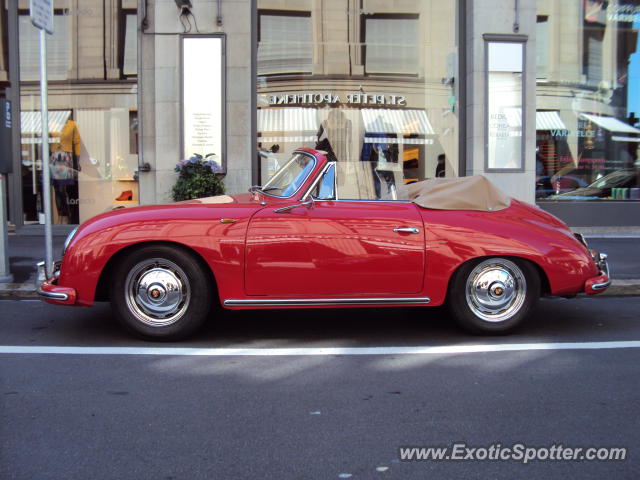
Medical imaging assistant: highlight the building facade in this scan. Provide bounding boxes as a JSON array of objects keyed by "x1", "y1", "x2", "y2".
[{"x1": 1, "y1": 0, "x2": 639, "y2": 227}]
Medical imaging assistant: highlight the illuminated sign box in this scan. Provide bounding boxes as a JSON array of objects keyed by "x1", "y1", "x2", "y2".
[{"x1": 182, "y1": 35, "x2": 226, "y2": 172}]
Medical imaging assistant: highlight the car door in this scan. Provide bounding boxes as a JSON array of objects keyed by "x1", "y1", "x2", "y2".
[{"x1": 245, "y1": 163, "x2": 425, "y2": 297}]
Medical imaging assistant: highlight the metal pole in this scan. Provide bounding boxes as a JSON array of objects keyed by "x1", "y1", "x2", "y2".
[
  {"x1": 0, "y1": 174, "x2": 13, "y2": 283},
  {"x1": 39, "y1": 28, "x2": 53, "y2": 278}
]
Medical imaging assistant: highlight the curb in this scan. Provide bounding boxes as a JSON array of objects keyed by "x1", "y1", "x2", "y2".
[
  {"x1": 2, "y1": 280, "x2": 640, "y2": 301},
  {"x1": 0, "y1": 283, "x2": 39, "y2": 300}
]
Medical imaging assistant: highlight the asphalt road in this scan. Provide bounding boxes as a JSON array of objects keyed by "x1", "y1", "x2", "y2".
[{"x1": 1, "y1": 297, "x2": 639, "y2": 479}]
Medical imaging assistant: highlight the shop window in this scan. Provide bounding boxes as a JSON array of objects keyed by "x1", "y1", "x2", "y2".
[
  {"x1": 258, "y1": 10, "x2": 312, "y2": 76},
  {"x1": 362, "y1": 14, "x2": 419, "y2": 76},
  {"x1": 256, "y1": 0, "x2": 458, "y2": 187},
  {"x1": 485, "y1": 37, "x2": 525, "y2": 171},
  {"x1": 535, "y1": 1, "x2": 640, "y2": 203},
  {"x1": 1, "y1": 6, "x2": 8, "y2": 82},
  {"x1": 18, "y1": 10, "x2": 72, "y2": 81},
  {"x1": 119, "y1": 10, "x2": 137, "y2": 78}
]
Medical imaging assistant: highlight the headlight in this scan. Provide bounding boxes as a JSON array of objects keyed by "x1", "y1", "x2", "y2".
[{"x1": 62, "y1": 226, "x2": 79, "y2": 257}]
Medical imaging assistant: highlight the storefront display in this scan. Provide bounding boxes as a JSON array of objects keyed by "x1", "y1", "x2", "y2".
[
  {"x1": 256, "y1": 0, "x2": 458, "y2": 186},
  {"x1": 17, "y1": 2, "x2": 139, "y2": 225},
  {"x1": 536, "y1": 0, "x2": 640, "y2": 202}
]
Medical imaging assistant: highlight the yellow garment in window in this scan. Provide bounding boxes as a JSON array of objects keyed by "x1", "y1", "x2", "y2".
[{"x1": 52, "y1": 119, "x2": 81, "y2": 155}]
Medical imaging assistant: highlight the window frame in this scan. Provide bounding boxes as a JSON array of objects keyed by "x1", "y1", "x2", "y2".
[
  {"x1": 17, "y1": 8, "x2": 73, "y2": 82},
  {"x1": 118, "y1": 8, "x2": 137, "y2": 79},
  {"x1": 257, "y1": 9, "x2": 313, "y2": 77},
  {"x1": 484, "y1": 34, "x2": 527, "y2": 173},
  {"x1": 360, "y1": 12, "x2": 420, "y2": 78}
]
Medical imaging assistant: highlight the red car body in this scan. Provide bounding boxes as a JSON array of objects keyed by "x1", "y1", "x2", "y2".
[{"x1": 38, "y1": 148, "x2": 610, "y2": 337}]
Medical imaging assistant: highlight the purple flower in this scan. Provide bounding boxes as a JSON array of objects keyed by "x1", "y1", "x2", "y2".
[{"x1": 204, "y1": 160, "x2": 222, "y2": 173}]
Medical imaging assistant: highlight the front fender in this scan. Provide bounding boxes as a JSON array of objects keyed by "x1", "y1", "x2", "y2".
[{"x1": 59, "y1": 203, "x2": 258, "y2": 305}]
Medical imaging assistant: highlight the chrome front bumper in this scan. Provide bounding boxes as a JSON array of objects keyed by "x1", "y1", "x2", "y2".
[
  {"x1": 36, "y1": 261, "x2": 76, "y2": 303},
  {"x1": 575, "y1": 234, "x2": 611, "y2": 293},
  {"x1": 589, "y1": 252, "x2": 611, "y2": 292}
]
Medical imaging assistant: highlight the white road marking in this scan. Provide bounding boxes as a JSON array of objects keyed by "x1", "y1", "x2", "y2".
[{"x1": 1, "y1": 341, "x2": 640, "y2": 356}]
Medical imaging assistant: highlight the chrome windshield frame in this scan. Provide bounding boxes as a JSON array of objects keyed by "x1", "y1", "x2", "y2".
[{"x1": 259, "y1": 151, "x2": 318, "y2": 200}]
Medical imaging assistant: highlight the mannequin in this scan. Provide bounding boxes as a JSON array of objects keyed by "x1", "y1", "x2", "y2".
[{"x1": 51, "y1": 118, "x2": 81, "y2": 224}]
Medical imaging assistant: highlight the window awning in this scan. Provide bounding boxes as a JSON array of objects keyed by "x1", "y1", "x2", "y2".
[
  {"x1": 612, "y1": 136, "x2": 640, "y2": 142},
  {"x1": 536, "y1": 111, "x2": 566, "y2": 130},
  {"x1": 503, "y1": 108, "x2": 522, "y2": 128},
  {"x1": 258, "y1": 107, "x2": 317, "y2": 133},
  {"x1": 257, "y1": 107, "x2": 318, "y2": 144},
  {"x1": 21, "y1": 110, "x2": 72, "y2": 136},
  {"x1": 502, "y1": 109, "x2": 568, "y2": 131},
  {"x1": 362, "y1": 109, "x2": 435, "y2": 136},
  {"x1": 581, "y1": 113, "x2": 640, "y2": 134}
]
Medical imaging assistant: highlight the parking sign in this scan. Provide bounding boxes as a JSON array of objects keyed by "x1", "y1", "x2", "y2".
[{"x1": 30, "y1": 0, "x2": 54, "y2": 34}]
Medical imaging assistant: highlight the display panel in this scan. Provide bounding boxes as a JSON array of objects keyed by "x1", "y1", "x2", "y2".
[{"x1": 182, "y1": 36, "x2": 225, "y2": 171}]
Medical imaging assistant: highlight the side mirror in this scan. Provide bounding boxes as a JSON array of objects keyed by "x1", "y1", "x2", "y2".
[{"x1": 273, "y1": 198, "x2": 314, "y2": 214}]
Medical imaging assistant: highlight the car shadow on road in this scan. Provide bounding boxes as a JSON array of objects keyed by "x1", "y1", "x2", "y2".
[{"x1": 18, "y1": 296, "x2": 637, "y2": 346}]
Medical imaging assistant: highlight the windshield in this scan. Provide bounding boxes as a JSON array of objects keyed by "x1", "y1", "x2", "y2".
[
  {"x1": 262, "y1": 153, "x2": 316, "y2": 197},
  {"x1": 591, "y1": 170, "x2": 635, "y2": 189}
]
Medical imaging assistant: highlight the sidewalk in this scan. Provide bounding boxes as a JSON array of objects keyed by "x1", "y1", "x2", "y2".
[{"x1": 1, "y1": 226, "x2": 640, "y2": 298}]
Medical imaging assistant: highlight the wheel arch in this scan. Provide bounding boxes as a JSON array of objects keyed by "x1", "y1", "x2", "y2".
[{"x1": 94, "y1": 241, "x2": 218, "y2": 303}]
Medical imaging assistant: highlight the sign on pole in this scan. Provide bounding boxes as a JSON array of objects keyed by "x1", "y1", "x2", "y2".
[
  {"x1": 30, "y1": 0, "x2": 54, "y2": 279},
  {"x1": 30, "y1": 0, "x2": 54, "y2": 34}
]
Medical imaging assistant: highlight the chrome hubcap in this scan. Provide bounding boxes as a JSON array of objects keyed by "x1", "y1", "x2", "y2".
[
  {"x1": 465, "y1": 259, "x2": 526, "y2": 322},
  {"x1": 125, "y1": 259, "x2": 190, "y2": 327}
]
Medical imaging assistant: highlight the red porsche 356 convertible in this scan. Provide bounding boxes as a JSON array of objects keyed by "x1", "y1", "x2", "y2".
[{"x1": 37, "y1": 148, "x2": 610, "y2": 340}]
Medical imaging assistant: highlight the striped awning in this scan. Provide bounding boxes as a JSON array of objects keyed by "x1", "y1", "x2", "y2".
[
  {"x1": 612, "y1": 136, "x2": 640, "y2": 142},
  {"x1": 362, "y1": 109, "x2": 435, "y2": 135},
  {"x1": 503, "y1": 109, "x2": 569, "y2": 131},
  {"x1": 21, "y1": 110, "x2": 71, "y2": 136},
  {"x1": 503, "y1": 108, "x2": 522, "y2": 128},
  {"x1": 536, "y1": 111, "x2": 566, "y2": 130},
  {"x1": 258, "y1": 107, "x2": 318, "y2": 133},
  {"x1": 581, "y1": 113, "x2": 640, "y2": 134}
]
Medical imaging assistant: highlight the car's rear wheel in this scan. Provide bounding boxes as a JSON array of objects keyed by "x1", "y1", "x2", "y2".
[
  {"x1": 447, "y1": 257, "x2": 540, "y2": 334},
  {"x1": 110, "y1": 245, "x2": 212, "y2": 340}
]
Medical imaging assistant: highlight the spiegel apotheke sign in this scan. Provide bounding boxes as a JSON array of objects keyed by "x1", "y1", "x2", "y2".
[{"x1": 268, "y1": 93, "x2": 407, "y2": 107}]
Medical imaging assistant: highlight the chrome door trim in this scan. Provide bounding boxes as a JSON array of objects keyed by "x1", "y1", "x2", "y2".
[{"x1": 224, "y1": 297, "x2": 431, "y2": 307}]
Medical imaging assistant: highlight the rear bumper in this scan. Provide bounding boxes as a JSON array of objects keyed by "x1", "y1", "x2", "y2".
[
  {"x1": 36, "y1": 261, "x2": 77, "y2": 305},
  {"x1": 584, "y1": 252, "x2": 611, "y2": 295}
]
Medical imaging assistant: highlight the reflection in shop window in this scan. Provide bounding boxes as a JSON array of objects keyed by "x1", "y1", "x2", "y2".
[
  {"x1": 535, "y1": 1, "x2": 640, "y2": 202},
  {"x1": 258, "y1": 11, "x2": 312, "y2": 75},
  {"x1": 18, "y1": 11, "x2": 71, "y2": 81},
  {"x1": 256, "y1": 0, "x2": 458, "y2": 186},
  {"x1": 1, "y1": 6, "x2": 7, "y2": 82},
  {"x1": 120, "y1": 12, "x2": 138, "y2": 77},
  {"x1": 363, "y1": 14, "x2": 419, "y2": 75},
  {"x1": 486, "y1": 40, "x2": 524, "y2": 171},
  {"x1": 536, "y1": 16, "x2": 549, "y2": 79}
]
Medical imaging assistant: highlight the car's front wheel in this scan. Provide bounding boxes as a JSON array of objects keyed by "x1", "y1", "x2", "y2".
[
  {"x1": 110, "y1": 245, "x2": 212, "y2": 340},
  {"x1": 447, "y1": 257, "x2": 540, "y2": 334}
]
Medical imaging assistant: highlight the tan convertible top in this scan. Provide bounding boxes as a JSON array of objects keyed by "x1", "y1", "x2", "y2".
[{"x1": 398, "y1": 175, "x2": 511, "y2": 211}]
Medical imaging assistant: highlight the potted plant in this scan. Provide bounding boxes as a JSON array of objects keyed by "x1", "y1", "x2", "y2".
[{"x1": 172, "y1": 154, "x2": 225, "y2": 201}]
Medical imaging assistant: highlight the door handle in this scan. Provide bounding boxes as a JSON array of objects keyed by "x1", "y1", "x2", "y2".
[{"x1": 393, "y1": 227, "x2": 420, "y2": 234}]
